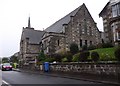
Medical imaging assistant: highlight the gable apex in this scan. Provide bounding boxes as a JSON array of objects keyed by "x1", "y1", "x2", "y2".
[{"x1": 45, "y1": 3, "x2": 85, "y2": 33}]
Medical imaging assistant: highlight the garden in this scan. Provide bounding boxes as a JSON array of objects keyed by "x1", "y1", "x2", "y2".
[{"x1": 37, "y1": 43, "x2": 120, "y2": 64}]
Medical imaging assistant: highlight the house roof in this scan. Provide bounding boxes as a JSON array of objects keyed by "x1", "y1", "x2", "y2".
[
  {"x1": 45, "y1": 4, "x2": 83, "y2": 33},
  {"x1": 99, "y1": 2, "x2": 110, "y2": 17},
  {"x1": 21, "y1": 28, "x2": 45, "y2": 44}
]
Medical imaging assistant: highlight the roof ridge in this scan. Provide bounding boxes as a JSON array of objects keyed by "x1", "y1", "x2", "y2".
[{"x1": 45, "y1": 4, "x2": 83, "y2": 31}]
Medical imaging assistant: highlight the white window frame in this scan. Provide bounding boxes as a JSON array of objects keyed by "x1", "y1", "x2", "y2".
[{"x1": 117, "y1": 32, "x2": 120, "y2": 40}]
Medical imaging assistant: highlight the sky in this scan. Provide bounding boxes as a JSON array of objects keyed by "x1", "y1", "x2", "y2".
[{"x1": 0, "y1": 0, "x2": 109, "y2": 57}]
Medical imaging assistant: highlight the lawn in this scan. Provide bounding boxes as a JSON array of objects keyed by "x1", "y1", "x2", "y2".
[{"x1": 90, "y1": 47, "x2": 117, "y2": 61}]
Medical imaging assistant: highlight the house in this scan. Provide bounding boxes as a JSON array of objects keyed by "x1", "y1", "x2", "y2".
[
  {"x1": 42, "y1": 3, "x2": 102, "y2": 55},
  {"x1": 99, "y1": 0, "x2": 120, "y2": 46},
  {"x1": 19, "y1": 17, "x2": 45, "y2": 69}
]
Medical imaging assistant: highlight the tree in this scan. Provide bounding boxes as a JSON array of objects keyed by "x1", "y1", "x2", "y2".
[
  {"x1": 2, "y1": 57, "x2": 9, "y2": 63},
  {"x1": 10, "y1": 56, "x2": 18, "y2": 63},
  {"x1": 70, "y1": 43, "x2": 79, "y2": 55},
  {"x1": 37, "y1": 50, "x2": 45, "y2": 62}
]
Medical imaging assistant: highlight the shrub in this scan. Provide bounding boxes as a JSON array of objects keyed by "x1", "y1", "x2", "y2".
[
  {"x1": 72, "y1": 53, "x2": 80, "y2": 62},
  {"x1": 65, "y1": 52, "x2": 73, "y2": 62},
  {"x1": 82, "y1": 45, "x2": 88, "y2": 51},
  {"x1": 102, "y1": 42, "x2": 113, "y2": 48},
  {"x1": 70, "y1": 43, "x2": 79, "y2": 55},
  {"x1": 79, "y1": 51, "x2": 90, "y2": 62},
  {"x1": 43, "y1": 57, "x2": 55, "y2": 62},
  {"x1": 62, "y1": 57, "x2": 68, "y2": 62},
  {"x1": 88, "y1": 45, "x2": 96, "y2": 50},
  {"x1": 114, "y1": 47, "x2": 120, "y2": 61},
  {"x1": 37, "y1": 50, "x2": 46, "y2": 61},
  {"x1": 91, "y1": 51, "x2": 99, "y2": 62},
  {"x1": 50, "y1": 54, "x2": 63, "y2": 62}
]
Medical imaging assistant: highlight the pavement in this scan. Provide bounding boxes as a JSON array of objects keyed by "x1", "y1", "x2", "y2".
[{"x1": 12, "y1": 68, "x2": 120, "y2": 85}]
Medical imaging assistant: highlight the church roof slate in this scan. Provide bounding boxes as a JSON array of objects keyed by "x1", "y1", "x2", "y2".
[
  {"x1": 45, "y1": 4, "x2": 83, "y2": 33},
  {"x1": 21, "y1": 28, "x2": 45, "y2": 44}
]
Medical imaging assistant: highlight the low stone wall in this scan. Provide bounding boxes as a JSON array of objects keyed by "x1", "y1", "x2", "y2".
[{"x1": 49, "y1": 62, "x2": 120, "y2": 83}]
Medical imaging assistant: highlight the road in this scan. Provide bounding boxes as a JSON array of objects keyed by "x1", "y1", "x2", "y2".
[{"x1": 2, "y1": 70, "x2": 114, "y2": 86}]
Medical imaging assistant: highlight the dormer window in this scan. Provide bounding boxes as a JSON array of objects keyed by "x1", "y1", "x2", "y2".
[{"x1": 62, "y1": 24, "x2": 67, "y2": 33}]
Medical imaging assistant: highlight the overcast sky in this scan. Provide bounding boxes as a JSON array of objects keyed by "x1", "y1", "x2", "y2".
[{"x1": 0, "y1": 0, "x2": 109, "y2": 57}]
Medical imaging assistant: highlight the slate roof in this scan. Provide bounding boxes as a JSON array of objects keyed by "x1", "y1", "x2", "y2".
[
  {"x1": 21, "y1": 28, "x2": 45, "y2": 44},
  {"x1": 45, "y1": 4, "x2": 83, "y2": 33},
  {"x1": 99, "y1": 2, "x2": 110, "y2": 17}
]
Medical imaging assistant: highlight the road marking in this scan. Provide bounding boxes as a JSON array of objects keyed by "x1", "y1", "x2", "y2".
[{"x1": 2, "y1": 80, "x2": 12, "y2": 86}]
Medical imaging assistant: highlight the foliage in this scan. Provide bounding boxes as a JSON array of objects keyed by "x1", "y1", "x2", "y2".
[
  {"x1": 91, "y1": 51, "x2": 99, "y2": 62},
  {"x1": 82, "y1": 45, "x2": 88, "y2": 51},
  {"x1": 88, "y1": 45, "x2": 96, "y2": 50},
  {"x1": 100, "y1": 53, "x2": 115, "y2": 61},
  {"x1": 62, "y1": 57, "x2": 68, "y2": 62},
  {"x1": 72, "y1": 53, "x2": 80, "y2": 62},
  {"x1": 43, "y1": 57, "x2": 55, "y2": 62},
  {"x1": 65, "y1": 52, "x2": 73, "y2": 62},
  {"x1": 50, "y1": 54, "x2": 63, "y2": 62},
  {"x1": 70, "y1": 43, "x2": 79, "y2": 55},
  {"x1": 2, "y1": 57, "x2": 9, "y2": 63},
  {"x1": 79, "y1": 51, "x2": 90, "y2": 62},
  {"x1": 102, "y1": 42, "x2": 113, "y2": 48},
  {"x1": 114, "y1": 47, "x2": 120, "y2": 61},
  {"x1": 91, "y1": 47, "x2": 116, "y2": 61},
  {"x1": 37, "y1": 50, "x2": 45, "y2": 61},
  {"x1": 10, "y1": 56, "x2": 18, "y2": 63},
  {"x1": 96, "y1": 43, "x2": 103, "y2": 48}
]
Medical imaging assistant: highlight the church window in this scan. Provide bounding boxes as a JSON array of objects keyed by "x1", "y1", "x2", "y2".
[
  {"x1": 82, "y1": 28, "x2": 85, "y2": 34},
  {"x1": 90, "y1": 41, "x2": 92, "y2": 45},
  {"x1": 89, "y1": 26, "x2": 92, "y2": 36},
  {"x1": 57, "y1": 40, "x2": 60, "y2": 46},
  {"x1": 80, "y1": 39, "x2": 82, "y2": 47},
  {"x1": 85, "y1": 40, "x2": 87, "y2": 46}
]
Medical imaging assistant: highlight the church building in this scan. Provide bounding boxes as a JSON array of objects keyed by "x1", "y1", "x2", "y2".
[{"x1": 42, "y1": 3, "x2": 102, "y2": 55}]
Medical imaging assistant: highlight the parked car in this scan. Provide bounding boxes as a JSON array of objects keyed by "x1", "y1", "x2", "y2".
[{"x1": 2, "y1": 63, "x2": 12, "y2": 71}]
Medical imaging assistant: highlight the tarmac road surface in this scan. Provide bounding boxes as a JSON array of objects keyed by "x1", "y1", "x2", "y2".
[{"x1": 2, "y1": 70, "x2": 115, "y2": 86}]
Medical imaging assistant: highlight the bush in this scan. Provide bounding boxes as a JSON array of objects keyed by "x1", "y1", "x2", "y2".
[
  {"x1": 65, "y1": 52, "x2": 73, "y2": 62},
  {"x1": 102, "y1": 42, "x2": 113, "y2": 48},
  {"x1": 62, "y1": 57, "x2": 68, "y2": 62},
  {"x1": 82, "y1": 45, "x2": 88, "y2": 51},
  {"x1": 70, "y1": 43, "x2": 79, "y2": 55},
  {"x1": 72, "y1": 53, "x2": 80, "y2": 62},
  {"x1": 91, "y1": 51, "x2": 99, "y2": 62},
  {"x1": 43, "y1": 57, "x2": 55, "y2": 62},
  {"x1": 50, "y1": 54, "x2": 63, "y2": 62},
  {"x1": 114, "y1": 47, "x2": 120, "y2": 61},
  {"x1": 88, "y1": 45, "x2": 96, "y2": 50},
  {"x1": 37, "y1": 50, "x2": 46, "y2": 61},
  {"x1": 79, "y1": 51, "x2": 90, "y2": 62}
]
